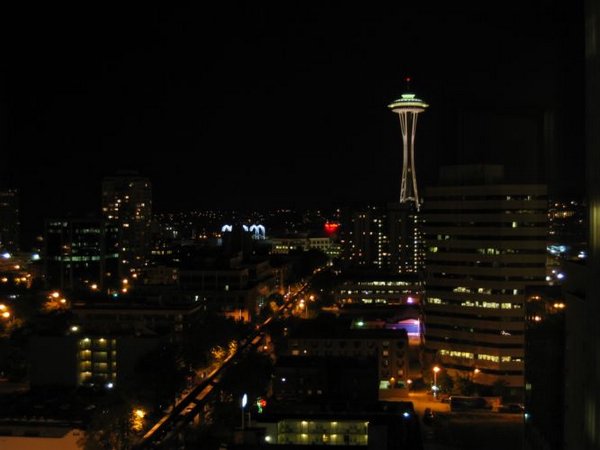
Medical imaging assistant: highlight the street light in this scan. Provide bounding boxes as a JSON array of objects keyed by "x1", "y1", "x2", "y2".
[
  {"x1": 432, "y1": 366, "x2": 440, "y2": 397},
  {"x1": 241, "y1": 393, "x2": 248, "y2": 430}
]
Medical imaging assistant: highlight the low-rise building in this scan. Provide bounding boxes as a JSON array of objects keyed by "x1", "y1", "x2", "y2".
[{"x1": 285, "y1": 319, "x2": 410, "y2": 396}]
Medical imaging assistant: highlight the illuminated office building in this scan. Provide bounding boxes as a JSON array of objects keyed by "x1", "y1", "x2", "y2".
[
  {"x1": 422, "y1": 165, "x2": 548, "y2": 387},
  {"x1": 44, "y1": 218, "x2": 119, "y2": 290}
]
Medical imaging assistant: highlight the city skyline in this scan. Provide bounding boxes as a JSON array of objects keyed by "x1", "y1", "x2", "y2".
[{"x1": 2, "y1": 3, "x2": 584, "y2": 238}]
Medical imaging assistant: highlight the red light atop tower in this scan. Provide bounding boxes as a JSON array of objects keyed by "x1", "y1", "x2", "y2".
[{"x1": 324, "y1": 222, "x2": 340, "y2": 235}]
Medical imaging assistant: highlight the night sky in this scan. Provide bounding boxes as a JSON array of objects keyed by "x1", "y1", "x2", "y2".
[{"x1": 1, "y1": 2, "x2": 584, "y2": 239}]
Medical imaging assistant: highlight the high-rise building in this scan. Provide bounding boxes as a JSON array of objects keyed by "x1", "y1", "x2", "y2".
[
  {"x1": 386, "y1": 202, "x2": 424, "y2": 274},
  {"x1": 345, "y1": 207, "x2": 382, "y2": 268},
  {"x1": 102, "y1": 173, "x2": 152, "y2": 277},
  {"x1": 422, "y1": 165, "x2": 548, "y2": 387},
  {"x1": 0, "y1": 189, "x2": 19, "y2": 252},
  {"x1": 342, "y1": 204, "x2": 423, "y2": 274}
]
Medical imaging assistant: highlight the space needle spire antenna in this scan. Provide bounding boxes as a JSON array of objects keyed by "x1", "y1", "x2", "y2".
[{"x1": 388, "y1": 77, "x2": 428, "y2": 210}]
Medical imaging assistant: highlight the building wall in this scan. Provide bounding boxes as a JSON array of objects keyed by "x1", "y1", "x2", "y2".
[
  {"x1": 423, "y1": 183, "x2": 548, "y2": 387},
  {"x1": 564, "y1": 1, "x2": 600, "y2": 448},
  {"x1": 29, "y1": 336, "x2": 78, "y2": 387}
]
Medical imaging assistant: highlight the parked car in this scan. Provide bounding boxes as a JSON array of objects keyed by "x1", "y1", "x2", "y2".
[{"x1": 498, "y1": 403, "x2": 525, "y2": 413}]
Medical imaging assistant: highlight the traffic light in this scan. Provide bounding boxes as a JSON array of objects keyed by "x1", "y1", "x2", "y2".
[{"x1": 256, "y1": 397, "x2": 267, "y2": 413}]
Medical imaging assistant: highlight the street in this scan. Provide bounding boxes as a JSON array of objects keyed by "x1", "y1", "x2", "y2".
[{"x1": 405, "y1": 392, "x2": 525, "y2": 450}]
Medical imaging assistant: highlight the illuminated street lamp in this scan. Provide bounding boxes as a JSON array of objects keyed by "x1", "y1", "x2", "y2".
[
  {"x1": 241, "y1": 393, "x2": 248, "y2": 429},
  {"x1": 432, "y1": 366, "x2": 441, "y2": 397}
]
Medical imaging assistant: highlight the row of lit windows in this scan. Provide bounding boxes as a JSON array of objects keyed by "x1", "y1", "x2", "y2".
[
  {"x1": 452, "y1": 287, "x2": 522, "y2": 295},
  {"x1": 439, "y1": 349, "x2": 522, "y2": 363},
  {"x1": 460, "y1": 300, "x2": 520, "y2": 309},
  {"x1": 340, "y1": 290, "x2": 414, "y2": 295},
  {"x1": 428, "y1": 297, "x2": 522, "y2": 310}
]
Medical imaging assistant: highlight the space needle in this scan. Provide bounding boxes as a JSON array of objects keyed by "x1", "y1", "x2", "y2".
[{"x1": 388, "y1": 78, "x2": 428, "y2": 210}]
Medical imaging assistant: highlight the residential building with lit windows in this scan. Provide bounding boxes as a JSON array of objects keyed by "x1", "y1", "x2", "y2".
[
  {"x1": 245, "y1": 402, "x2": 421, "y2": 449},
  {"x1": 29, "y1": 334, "x2": 161, "y2": 388},
  {"x1": 422, "y1": 165, "x2": 548, "y2": 387},
  {"x1": 342, "y1": 204, "x2": 423, "y2": 274},
  {"x1": 102, "y1": 172, "x2": 152, "y2": 277}
]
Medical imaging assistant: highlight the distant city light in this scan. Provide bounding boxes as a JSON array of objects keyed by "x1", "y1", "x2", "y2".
[
  {"x1": 1, "y1": 252, "x2": 11, "y2": 259},
  {"x1": 31, "y1": 253, "x2": 40, "y2": 261}
]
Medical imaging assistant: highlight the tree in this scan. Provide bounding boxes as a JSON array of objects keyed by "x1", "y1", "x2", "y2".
[
  {"x1": 454, "y1": 375, "x2": 476, "y2": 396},
  {"x1": 79, "y1": 394, "x2": 135, "y2": 450},
  {"x1": 436, "y1": 370, "x2": 454, "y2": 394},
  {"x1": 128, "y1": 342, "x2": 185, "y2": 411},
  {"x1": 180, "y1": 313, "x2": 249, "y2": 369}
]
